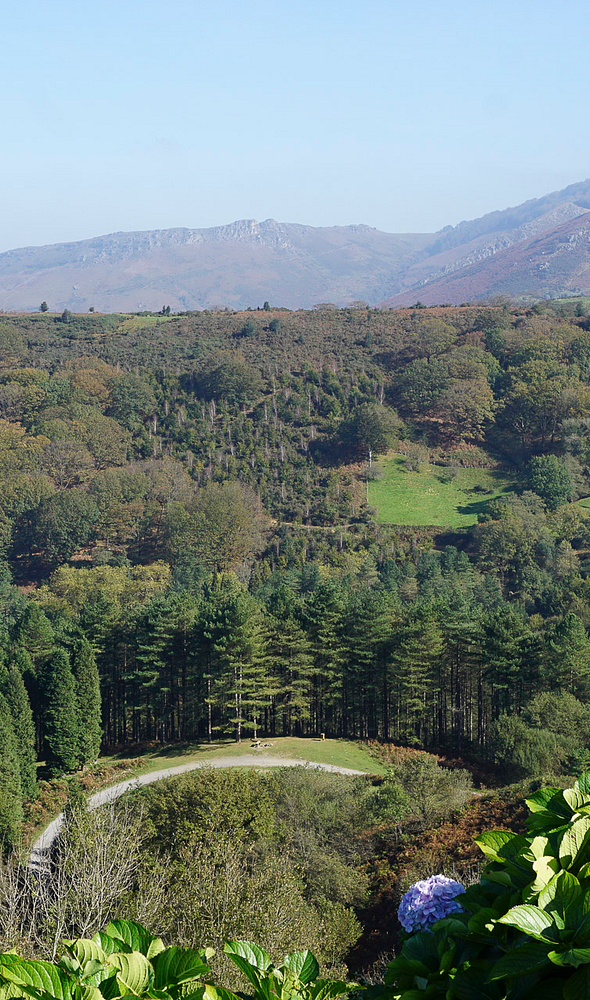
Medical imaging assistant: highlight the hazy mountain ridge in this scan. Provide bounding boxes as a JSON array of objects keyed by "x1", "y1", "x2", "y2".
[
  {"x1": 3, "y1": 180, "x2": 590, "y2": 310},
  {"x1": 381, "y1": 211, "x2": 590, "y2": 306}
]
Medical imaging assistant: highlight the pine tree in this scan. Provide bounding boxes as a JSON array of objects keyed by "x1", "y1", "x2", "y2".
[
  {"x1": 439, "y1": 600, "x2": 482, "y2": 752},
  {"x1": 546, "y1": 613, "x2": 590, "y2": 698},
  {"x1": 266, "y1": 588, "x2": 313, "y2": 736},
  {"x1": 303, "y1": 581, "x2": 346, "y2": 735},
  {"x1": 72, "y1": 639, "x2": 102, "y2": 766},
  {"x1": 1, "y1": 658, "x2": 37, "y2": 798},
  {"x1": 389, "y1": 604, "x2": 443, "y2": 745},
  {"x1": 481, "y1": 604, "x2": 533, "y2": 719},
  {"x1": 40, "y1": 649, "x2": 79, "y2": 776},
  {"x1": 15, "y1": 604, "x2": 54, "y2": 664},
  {"x1": 342, "y1": 589, "x2": 396, "y2": 739},
  {"x1": 0, "y1": 693, "x2": 24, "y2": 843},
  {"x1": 214, "y1": 583, "x2": 267, "y2": 741}
]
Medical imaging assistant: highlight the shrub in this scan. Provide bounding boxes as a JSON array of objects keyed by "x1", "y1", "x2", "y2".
[
  {"x1": 385, "y1": 772, "x2": 590, "y2": 998},
  {"x1": 386, "y1": 752, "x2": 473, "y2": 828}
]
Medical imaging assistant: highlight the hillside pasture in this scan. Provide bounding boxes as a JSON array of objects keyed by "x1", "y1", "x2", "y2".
[
  {"x1": 102, "y1": 736, "x2": 387, "y2": 777},
  {"x1": 369, "y1": 454, "x2": 515, "y2": 528}
]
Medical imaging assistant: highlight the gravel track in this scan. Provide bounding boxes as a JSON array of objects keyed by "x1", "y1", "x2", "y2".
[{"x1": 30, "y1": 754, "x2": 367, "y2": 870}]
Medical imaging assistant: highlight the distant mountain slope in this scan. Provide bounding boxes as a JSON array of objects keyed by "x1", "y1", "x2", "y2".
[
  {"x1": 3, "y1": 179, "x2": 590, "y2": 310},
  {"x1": 380, "y1": 211, "x2": 590, "y2": 307},
  {"x1": 0, "y1": 220, "x2": 432, "y2": 312}
]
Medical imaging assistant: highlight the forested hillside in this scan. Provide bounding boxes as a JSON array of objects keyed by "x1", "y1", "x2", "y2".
[{"x1": 4, "y1": 300, "x2": 590, "y2": 837}]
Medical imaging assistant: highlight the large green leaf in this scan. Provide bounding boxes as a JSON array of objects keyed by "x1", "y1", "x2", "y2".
[
  {"x1": 58, "y1": 960, "x2": 106, "y2": 988},
  {"x1": 488, "y1": 940, "x2": 551, "y2": 979},
  {"x1": 92, "y1": 935, "x2": 129, "y2": 958},
  {"x1": 403, "y1": 932, "x2": 440, "y2": 967},
  {"x1": 102, "y1": 923, "x2": 164, "y2": 961},
  {"x1": 97, "y1": 975, "x2": 123, "y2": 1000},
  {"x1": 201, "y1": 987, "x2": 240, "y2": 1000},
  {"x1": 526, "y1": 788, "x2": 569, "y2": 816},
  {"x1": 383, "y1": 954, "x2": 430, "y2": 983},
  {"x1": 223, "y1": 943, "x2": 271, "y2": 974},
  {"x1": 59, "y1": 941, "x2": 109, "y2": 985},
  {"x1": 280, "y1": 952, "x2": 319, "y2": 986},
  {"x1": 447, "y1": 965, "x2": 500, "y2": 1000},
  {"x1": 466, "y1": 908, "x2": 497, "y2": 934},
  {"x1": 549, "y1": 947, "x2": 590, "y2": 968},
  {"x1": 305, "y1": 981, "x2": 351, "y2": 1000},
  {"x1": 62, "y1": 941, "x2": 108, "y2": 967},
  {"x1": 222, "y1": 942, "x2": 274, "y2": 992},
  {"x1": 539, "y1": 870, "x2": 582, "y2": 915},
  {"x1": 576, "y1": 775, "x2": 590, "y2": 797},
  {"x1": 152, "y1": 949, "x2": 209, "y2": 990},
  {"x1": 79, "y1": 987, "x2": 104, "y2": 1000},
  {"x1": 497, "y1": 905, "x2": 559, "y2": 941},
  {"x1": 531, "y1": 855, "x2": 561, "y2": 893},
  {"x1": 0, "y1": 960, "x2": 76, "y2": 1000},
  {"x1": 474, "y1": 830, "x2": 527, "y2": 862},
  {"x1": 564, "y1": 964, "x2": 590, "y2": 999},
  {"x1": 525, "y1": 835, "x2": 551, "y2": 860},
  {"x1": 574, "y1": 908, "x2": 590, "y2": 944},
  {"x1": 564, "y1": 788, "x2": 590, "y2": 814},
  {"x1": 483, "y1": 869, "x2": 513, "y2": 887},
  {"x1": 561, "y1": 817, "x2": 590, "y2": 869},
  {"x1": 105, "y1": 952, "x2": 153, "y2": 996}
]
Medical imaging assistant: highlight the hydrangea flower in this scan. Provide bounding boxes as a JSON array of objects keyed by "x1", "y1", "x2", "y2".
[{"x1": 397, "y1": 874, "x2": 465, "y2": 933}]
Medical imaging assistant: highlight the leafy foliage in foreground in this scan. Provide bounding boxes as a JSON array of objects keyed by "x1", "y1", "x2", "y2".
[
  {"x1": 0, "y1": 920, "x2": 351, "y2": 1000},
  {"x1": 385, "y1": 771, "x2": 590, "y2": 999},
  {"x1": 10, "y1": 775, "x2": 590, "y2": 1000}
]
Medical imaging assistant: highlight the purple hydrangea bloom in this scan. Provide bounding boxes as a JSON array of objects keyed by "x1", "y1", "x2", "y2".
[{"x1": 397, "y1": 874, "x2": 465, "y2": 933}]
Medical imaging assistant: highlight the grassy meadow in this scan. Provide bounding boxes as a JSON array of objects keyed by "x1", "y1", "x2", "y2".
[
  {"x1": 369, "y1": 454, "x2": 515, "y2": 528},
  {"x1": 103, "y1": 736, "x2": 387, "y2": 777}
]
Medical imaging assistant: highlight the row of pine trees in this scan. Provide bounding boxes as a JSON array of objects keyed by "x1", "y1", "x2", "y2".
[
  {"x1": 0, "y1": 639, "x2": 102, "y2": 842},
  {"x1": 9, "y1": 562, "x2": 590, "y2": 752},
  {"x1": 3, "y1": 543, "x2": 590, "y2": 844}
]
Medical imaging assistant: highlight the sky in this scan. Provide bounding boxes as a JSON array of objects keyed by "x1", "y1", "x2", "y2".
[{"x1": 1, "y1": 0, "x2": 590, "y2": 252}]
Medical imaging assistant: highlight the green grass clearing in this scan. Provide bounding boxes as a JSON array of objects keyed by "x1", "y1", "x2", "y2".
[
  {"x1": 101, "y1": 737, "x2": 386, "y2": 776},
  {"x1": 552, "y1": 296, "x2": 590, "y2": 309},
  {"x1": 369, "y1": 454, "x2": 516, "y2": 528},
  {"x1": 116, "y1": 314, "x2": 176, "y2": 332}
]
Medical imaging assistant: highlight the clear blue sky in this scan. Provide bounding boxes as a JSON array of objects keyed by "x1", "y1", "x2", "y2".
[{"x1": 2, "y1": 0, "x2": 589, "y2": 251}]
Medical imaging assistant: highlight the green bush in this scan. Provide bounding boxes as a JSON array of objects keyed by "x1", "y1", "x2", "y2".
[
  {"x1": 385, "y1": 771, "x2": 590, "y2": 999},
  {"x1": 386, "y1": 753, "x2": 473, "y2": 828}
]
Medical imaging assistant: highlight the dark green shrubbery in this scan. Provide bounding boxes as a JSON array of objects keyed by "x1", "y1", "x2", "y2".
[{"x1": 384, "y1": 772, "x2": 590, "y2": 999}]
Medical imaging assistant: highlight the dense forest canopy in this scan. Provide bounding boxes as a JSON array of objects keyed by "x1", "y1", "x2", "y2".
[{"x1": 4, "y1": 299, "x2": 590, "y2": 838}]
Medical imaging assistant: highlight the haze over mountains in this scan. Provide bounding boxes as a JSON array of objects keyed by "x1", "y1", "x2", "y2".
[{"x1": 3, "y1": 179, "x2": 590, "y2": 312}]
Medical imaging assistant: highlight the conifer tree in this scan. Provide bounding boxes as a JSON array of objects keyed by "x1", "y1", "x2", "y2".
[
  {"x1": 1, "y1": 658, "x2": 37, "y2": 798},
  {"x1": 266, "y1": 587, "x2": 313, "y2": 736},
  {"x1": 214, "y1": 584, "x2": 267, "y2": 741},
  {"x1": 481, "y1": 604, "x2": 534, "y2": 719},
  {"x1": 0, "y1": 693, "x2": 24, "y2": 843},
  {"x1": 389, "y1": 604, "x2": 443, "y2": 745},
  {"x1": 304, "y1": 581, "x2": 346, "y2": 735},
  {"x1": 40, "y1": 649, "x2": 79, "y2": 776},
  {"x1": 72, "y1": 638, "x2": 103, "y2": 766},
  {"x1": 343, "y1": 589, "x2": 397, "y2": 739},
  {"x1": 15, "y1": 603, "x2": 54, "y2": 664},
  {"x1": 546, "y1": 613, "x2": 590, "y2": 698}
]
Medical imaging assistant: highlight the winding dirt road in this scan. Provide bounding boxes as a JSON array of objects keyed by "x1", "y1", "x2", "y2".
[{"x1": 30, "y1": 754, "x2": 367, "y2": 870}]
